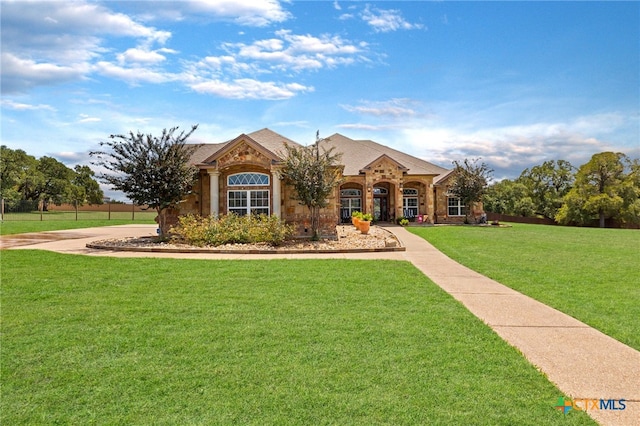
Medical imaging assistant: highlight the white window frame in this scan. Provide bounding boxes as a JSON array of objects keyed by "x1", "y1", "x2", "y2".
[
  {"x1": 228, "y1": 190, "x2": 270, "y2": 216},
  {"x1": 340, "y1": 188, "x2": 362, "y2": 221},
  {"x1": 447, "y1": 197, "x2": 466, "y2": 216},
  {"x1": 403, "y1": 188, "x2": 418, "y2": 218},
  {"x1": 227, "y1": 172, "x2": 270, "y2": 186}
]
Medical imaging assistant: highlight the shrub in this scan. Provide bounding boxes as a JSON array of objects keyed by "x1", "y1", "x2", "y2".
[
  {"x1": 361, "y1": 213, "x2": 373, "y2": 222},
  {"x1": 174, "y1": 214, "x2": 293, "y2": 247},
  {"x1": 397, "y1": 216, "x2": 409, "y2": 226}
]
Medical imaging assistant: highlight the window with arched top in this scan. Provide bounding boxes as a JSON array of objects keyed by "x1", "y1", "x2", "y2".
[
  {"x1": 340, "y1": 188, "x2": 362, "y2": 222},
  {"x1": 227, "y1": 173, "x2": 269, "y2": 186},
  {"x1": 403, "y1": 188, "x2": 418, "y2": 196},
  {"x1": 373, "y1": 187, "x2": 388, "y2": 195},
  {"x1": 340, "y1": 189, "x2": 361, "y2": 197}
]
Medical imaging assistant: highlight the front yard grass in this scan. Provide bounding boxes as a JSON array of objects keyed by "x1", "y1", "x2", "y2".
[
  {"x1": 0, "y1": 218, "x2": 155, "y2": 236},
  {"x1": 1, "y1": 251, "x2": 594, "y2": 425},
  {"x1": 409, "y1": 224, "x2": 640, "y2": 351}
]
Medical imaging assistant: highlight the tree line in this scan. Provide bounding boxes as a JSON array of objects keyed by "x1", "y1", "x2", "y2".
[
  {"x1": 483, "y1": 152, "x2": 639, "y2": 227},
  {"x1": 0, "y1": 145, "x2": 104, "y2": 210}
]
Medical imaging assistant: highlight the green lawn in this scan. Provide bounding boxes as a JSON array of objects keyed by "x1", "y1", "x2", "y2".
[
  {"x1": 1, "y1": 251, "x2": 594, "y2": 425},
  {"x1": 0, "y1": 217, "x2": 156, "y2": 235},
  {"x1": 409, "y1": 224, "x2": 640, "y2": 351}
]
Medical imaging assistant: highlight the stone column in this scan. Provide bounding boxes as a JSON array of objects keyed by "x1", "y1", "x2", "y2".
[
  {"x1": 208, "y1": 170, "x2": 220, "y2": 218},
  {"x1": 271, "y1": 170, "x2": 281, "y2": 218}
]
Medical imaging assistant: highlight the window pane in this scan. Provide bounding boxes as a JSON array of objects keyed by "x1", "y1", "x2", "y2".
[
  {"x1": 341, "y1": 189, "x2": 361, "y2": 197},
  {"x1": 228, "y1": 173, "x2": 269, "y2": 186},
  {"x1": 228, "y1": 191, "x2": 247, "y2": 208}
]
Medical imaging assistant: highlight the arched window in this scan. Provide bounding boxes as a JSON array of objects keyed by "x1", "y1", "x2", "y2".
[
  {"x1": 227, "y1": 173, "x2": 270, "y2": 216},
  {"x1": 227, "y1": 173, "x2": 269, "y2": 186},
  {"x1": 340, "y1": 189, "x2": 361, "y2": 197},
  {"x1": 373, "y1": 187, "x2": 388, "y2": 195}
]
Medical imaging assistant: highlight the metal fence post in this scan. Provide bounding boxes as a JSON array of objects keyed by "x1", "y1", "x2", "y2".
[
  {"x1": 132, "y1": 202, "x2": 135, "y2": 221},
  {"x1": 108, "y1": 201, "x2": 111, "y2": 220}
]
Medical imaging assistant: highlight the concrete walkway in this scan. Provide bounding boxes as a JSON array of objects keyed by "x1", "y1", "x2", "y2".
[{"x1": 3, "y1": 224, "x2": 639, "y2": 425}]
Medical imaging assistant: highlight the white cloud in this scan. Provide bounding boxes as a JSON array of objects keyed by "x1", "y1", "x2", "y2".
[
  {"x1": 1, "y1": 52, "x2": 89, "y2": 93},
  {"x1": 203, "y1": 29, "x2": 369, "y2": 75},
  {"x1": 0, "y1": 99, "x2": 56, "y2": 111},
  {"x1": 117, "y1": 48, "x2": 173, "y2": 65},
  {"x1": 184, "y1": 0, "x2": 290, "y2": 26},
  {"x1": 190, "y1": 78, "x2": 313, "y2": 100},
  {"x1": 339, "y1": 100, "x2": 638, "y2": 177},
  {"x1": 78, "y1": 114, "x2": 101, "y2": 123},
  {"x1": 361, "y1": 6, "x2": 425, "y2": 33},
  {"x1": 94, "y1": 62, "x2": 176, "y2": 85},
  {"x1": 1, "y1": 0, "x2": 171, "y2": 93},
  {"x1": 341, "y1": 99, "x2": 425, "y2": 118}
]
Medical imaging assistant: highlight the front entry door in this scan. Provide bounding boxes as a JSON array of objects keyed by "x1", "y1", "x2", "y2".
[{"x1": 373, "y1": 196, "x2": 388, "y2": 221}]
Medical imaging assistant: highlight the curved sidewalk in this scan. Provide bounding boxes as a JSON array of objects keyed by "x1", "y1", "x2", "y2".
[{"x1": 3, "y1": 224, "x2": 639, "y2": 425}]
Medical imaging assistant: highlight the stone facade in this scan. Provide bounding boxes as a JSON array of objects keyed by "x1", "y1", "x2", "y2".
[{"x1": 180, "y1": 129, "x2": 483, "y2": 237}]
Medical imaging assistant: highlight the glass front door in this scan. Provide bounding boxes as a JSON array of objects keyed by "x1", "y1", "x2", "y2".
[{"x1": 373, "y1": 197, "x2": 388, "y2": 221}]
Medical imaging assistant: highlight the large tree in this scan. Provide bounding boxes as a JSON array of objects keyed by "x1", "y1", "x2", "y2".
[
  {"x1": 556, "y1": 152, "x2": 637, "y2": 227},
  {"x1": 91, "y1": 125, "x2": 200, "y2": 239},
  {"x1": 0, "y1": 146, "x2": 103, "y2": 210},
  {"x1": 448, "y1": 158, "x2": 493, "y2": 223},
  {"x1": 483, "y1": 179, "x2": 535, "y2": 217},
  {"x1": 518, "y1": 160, "x2": 574, "y2": 220},
  {"x1": 280, "y1": 137, "x2": 343, "y2": 240}
]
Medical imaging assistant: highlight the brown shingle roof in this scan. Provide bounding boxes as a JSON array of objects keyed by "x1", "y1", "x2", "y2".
[
  {"x1": 189, "y1": 129, "x2": 451, "y2": 181},
  {"x1": 319, "y1": 133, "x2": 449, "y2": 177},
  {"x1": 188, "y1": 128, "x2": 302, "y2": 165}
]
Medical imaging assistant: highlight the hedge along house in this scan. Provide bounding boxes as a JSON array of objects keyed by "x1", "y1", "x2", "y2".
[{"x1": 180, "y1": 128, "x2": 483, "y2": 237}]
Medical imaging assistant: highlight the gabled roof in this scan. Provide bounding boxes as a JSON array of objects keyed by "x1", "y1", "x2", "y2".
[
  {"x1": 188, "y1": 129, "x2": 451, "y2": 179},
  {"x1": 359, "y1": 153, "x2": 409, "y2": 174},
  {"x1": 433, "y1": 169, "x2": 456, "y2": 185},
  {"x1": 319, "y1": 133, "x2": 449, "y2": 176},
  {"x1": 188, "y1": 128, "x2": 301, "y2": 166}
]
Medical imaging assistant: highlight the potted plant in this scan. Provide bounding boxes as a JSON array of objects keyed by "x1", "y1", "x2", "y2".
[
  {"x1": 359, "y1": 213, "x2": 373, "y2": 234},
  {"x1": 352, "y1": 211, "x2": 362, "y2": 228}
]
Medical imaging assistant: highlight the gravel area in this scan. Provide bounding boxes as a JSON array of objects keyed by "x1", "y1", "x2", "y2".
[{"x1": 88, "y1": 225, "x2": 402, "y2": 252}]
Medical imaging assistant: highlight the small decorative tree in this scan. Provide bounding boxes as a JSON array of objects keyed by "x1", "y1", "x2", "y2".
[
  {"x1": 91, "y1": 125, "x2": 200, "y2": 239},
  {"x1": 280, "y1": 136, "x2": 343, "y2": 240},
  {"x1": 448, "y1": 158, "x2": 493, "y2": 223}
]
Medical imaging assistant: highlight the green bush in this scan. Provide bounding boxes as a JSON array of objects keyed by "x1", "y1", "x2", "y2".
[{"x1": 174, "y1": 214, "x2": 293, "y2": 247}]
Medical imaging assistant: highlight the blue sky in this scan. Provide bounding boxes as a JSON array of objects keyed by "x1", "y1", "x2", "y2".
[{"x1": 1, "y1": 1, "x2": 638, "y2": 199}]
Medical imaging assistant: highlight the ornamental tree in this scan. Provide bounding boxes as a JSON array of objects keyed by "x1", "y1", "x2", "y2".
[
  {"x1": 280, "y1": 137, "x2": 343, "y2": 240},
  {"x1": 91, "y1": 125, "x2": 200, "y2": 239},
  {"x1": 448, "y1": 158, "x2": 493, "y2": 223}
]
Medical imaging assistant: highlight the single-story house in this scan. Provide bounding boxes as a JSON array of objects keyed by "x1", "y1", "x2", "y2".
[{"x1": 180, "y1": 128, "x2": 482, "y2": 236}]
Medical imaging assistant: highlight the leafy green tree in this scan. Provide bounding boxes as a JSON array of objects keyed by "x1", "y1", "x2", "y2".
[
  {"x1": 484, "y1": 179, "x2": 535, "y2": 216},
  {"x1": 91, "y1": 125, "x2": 200, "y2": 239},
  {"x1": 71, "y1": 165, "x2": 104, "y2": 205},
  {"x1": 280, "y1": 137, "x2": 343, "y2": 240},
  {"x1": 448, "y1": 158, "x2": 493, "y2": 223},
  {"x1": 557, "y1": 152, "x2": 637, "y2": 227},
  {"x1": 518, "y1": 160, "x2": 574, "y2": 220},
  {"x1": 35, "y1": 156, "x2": 75, "y2": 209},
  {"x1": 0, "y1": 146, "x2": 39, "y2": 206}
]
